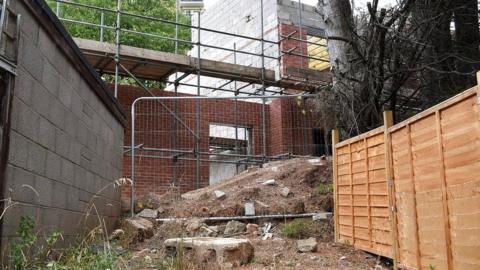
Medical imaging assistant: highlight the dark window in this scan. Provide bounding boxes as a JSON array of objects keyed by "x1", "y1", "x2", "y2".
[{"x1": 0, "y1": 69, "x2": 11, "y2": 146}]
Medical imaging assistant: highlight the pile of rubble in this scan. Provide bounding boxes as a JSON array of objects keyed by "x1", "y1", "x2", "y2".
[{"x1": 130, "y1": 158, "x2": 333, "y2": 219}]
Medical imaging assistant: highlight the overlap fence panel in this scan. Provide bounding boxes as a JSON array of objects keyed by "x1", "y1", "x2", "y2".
[{"x1": 333, "y1": 85, "x2": 480, "y2": 270}]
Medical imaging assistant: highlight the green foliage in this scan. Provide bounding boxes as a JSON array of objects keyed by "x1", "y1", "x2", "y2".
[
  {"x1": 281, "y1": 220, "x2": 308, "y2": 239},
  {"x1": 11, "y1": 216, "x2": 38, "y2": 269},
  {"x1": 315, "y1": 183, "x2": 333, "y2": 195},
  {"x1": 47, "y1": 0, "x2": 192, "y2": 54}
]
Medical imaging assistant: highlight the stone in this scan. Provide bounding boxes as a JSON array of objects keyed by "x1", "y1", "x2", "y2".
[
  {"x1": 262, "y1": 179, "x2": 276, "y2": 186},
  {"x1": 109, "y1": 229, "x2": 124, "y2": 240},
  {"x1": 213, "y1": 190, "x2": 226, "y2": 199},
  {"x1": 135, "y1": 192, "x2": 163, "y2": 212},
  {"x1": 246, "y1": 223, "x2": 259, "y2": 235},
  {"x1": 245, "y1": 202, "x2": 255, "y2": 216},
  {"x1": 280, "y1": 187, "x2": 290, "y2": 197},
  {"x1": 224, "y1": 220, "x2": 246, "y2": 235},
  {"x1": 262, "y1": 233, "x2": 273, "y2": 240},
  {"x1": 339, "y1": 256, "x2": 346, "y2": 261},
  {"x1": 199, "y1": 226, "x2": 218, "y2": 237},
  {"x1": 136, "y1": 208, "x2": 158, "y2": 220},
  {"x1": 124, "y1": 217, "x2": 154, "y2": 242},
  {"x1": 186, "y1": 218, "x2": 206, "y2": 234},
  {"x1": 312, "y1": 212, "x2": 333, "y2": 221},
  {"x1": 296, "y1": 238, "x2": 317, "y2": 253},
  {"x1": 164, "y1": 237, "x2": 254, "y2": 267}
]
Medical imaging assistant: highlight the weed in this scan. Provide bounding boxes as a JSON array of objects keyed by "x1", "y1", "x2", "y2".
[
  {"x1": 11, "y1": 216, "x2": 38, "y2": 269},
  {"x1": 281, "y1": 220, "x2": 307, "y2": 238},
  {"x1": 316, "y1": 183, "x2": 333, "y2": 195}
]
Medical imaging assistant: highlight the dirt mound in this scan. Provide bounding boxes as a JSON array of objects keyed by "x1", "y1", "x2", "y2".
[{"x1": 150, "y1": 158, "x2": 332, "y2": 218}]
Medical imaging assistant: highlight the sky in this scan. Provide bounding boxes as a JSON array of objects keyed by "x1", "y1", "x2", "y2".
[{"x1": 204, "y1": 0, "x2": 398, "y2": 10}]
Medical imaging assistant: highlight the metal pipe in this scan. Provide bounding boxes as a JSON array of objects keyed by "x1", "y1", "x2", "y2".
[
  {"x1": 123, "y1": 146, "x2": 272, "y2": 159},
  {"x1": 131, "y1": 88, "x2": 136, "y2": 217},
  {"x1": 99, "y1": 12, "x2": 105, "y2": 42},
  {"x1": 126, "y1": 153, "x2": 263, "y2": 165},
  {"x1": 114, "y1": 0, "x2": 121, "y2": 98},
  {"x1": 156, "y1": 212, "x2": 332, "y2": 223}
]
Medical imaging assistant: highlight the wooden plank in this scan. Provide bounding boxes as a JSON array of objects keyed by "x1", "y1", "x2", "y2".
[
  {"x1": 384, "y1": 111, "x2": 398, "y2": 269},
  {"x1": 435, "y1": 111, "x2": 453, "y2": 270},
  {"x1": 332, "y1": 129, "x2": 340, "y2": 243},
  {"x1": 365, "y1": 138, "x2": 372, "y2": 248},
  {"x1": 349, "y1": 143, "x2": 355, "y2": 245}
]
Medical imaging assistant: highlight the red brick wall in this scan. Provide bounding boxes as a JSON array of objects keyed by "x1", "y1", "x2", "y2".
[{"x1": 278, "y1": 23, "x2": 309, "y2": 78}]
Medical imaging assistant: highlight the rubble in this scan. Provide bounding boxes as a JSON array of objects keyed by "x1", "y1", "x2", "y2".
[
  {"x1": 246, "y1": 223, "x2": 259, "y2": 235},
  {"x1": 214, "y1": 190, "x2": 226, "y2": 199},
  {"x1": 297, "y1": 238, "x2": 318, "y2": 253},
  {"x1": 224, "y1": 220, "x2": 246, "y2": 235},
  {"x1": 164, "y1": 237, "x2": 254, "y2": 267},
  {"x1": 281, "y1": 187, "x2": 290, "y2": 197},
  {"x1": 124, "y1": 217, "x2": 154, "y2": 242},
  {"x1": 186, "y1": 218, "x2": 206, "y2": 234},
  {"x1": 312, "y1": 212, "x2": 333, "y2": 221},
  {"x1": 262, "y1": 179, "x2": 276, "y2": 186},
  {"x1": 136, "y1": 208, "x2": 158, "y2": 220},
  {"x1": 245, "y1": 202, "x2": 255, "y2": 216},
  {"x1": 109, "y1": 229, "x2": 125, "y2": 240}
]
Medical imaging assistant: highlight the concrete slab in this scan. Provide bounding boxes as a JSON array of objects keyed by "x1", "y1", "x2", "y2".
[{"x1": 164, "y1": 237, "x2": 254, "y2": 267}]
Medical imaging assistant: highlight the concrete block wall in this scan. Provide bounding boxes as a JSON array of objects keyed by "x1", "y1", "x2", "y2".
[{"x1": 1, "y1": 1, "x2": 124, "y2": 248}]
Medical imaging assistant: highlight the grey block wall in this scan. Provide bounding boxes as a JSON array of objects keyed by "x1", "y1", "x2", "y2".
[{"x1": 1, "y1": 1, "x2": 124, "y2": 247}]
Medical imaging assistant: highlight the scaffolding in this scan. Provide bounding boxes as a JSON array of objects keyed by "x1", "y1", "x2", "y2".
[{"x1": 50, "y1": 0, "x2": 331, "y2": 209}]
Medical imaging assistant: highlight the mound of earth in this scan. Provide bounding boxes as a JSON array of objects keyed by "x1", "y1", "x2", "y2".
[{"x1": 138, "y1": 158, "x2": 333, "y2": 218}]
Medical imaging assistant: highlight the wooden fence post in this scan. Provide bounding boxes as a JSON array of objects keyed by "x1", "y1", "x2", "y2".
[
  {"x1": 332, "y1": 129, "x2": 340, "y2": 243},
  {"x1": 383, "y1": 111, "x2": 398, "y2": 269}
]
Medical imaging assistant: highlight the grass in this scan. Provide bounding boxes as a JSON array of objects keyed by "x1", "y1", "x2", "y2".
[
  {"x1": 281, "y1": 220, "x2": 309, "y2": 239},
  {"x1": 315, "y1": 183, "x2": 333, "y2": 195}
]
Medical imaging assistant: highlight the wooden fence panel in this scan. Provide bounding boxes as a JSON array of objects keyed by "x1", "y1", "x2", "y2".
[
  {"x1": 333, "y1": 85, "x2": 480, "y2": 270},
  {"x1": 334, "y1": 127, "x2": 392, "y2": 258}
]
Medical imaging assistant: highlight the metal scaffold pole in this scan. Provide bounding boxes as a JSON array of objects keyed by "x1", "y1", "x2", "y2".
[
  {"x1": 234, "y1": 43, "x2": 239, "y2": 174},
  {"x1": 196, "y1": 11, "x2": 201, "y2": 189},
  {"x1": 114, "y1": 0, "x2": 122, "y2": 98},
  {"x1": 260, "y1": 0, "x2": 267, "y2": 161},
  {"x1": 172, "y1": 0, "x2": 179, "y2": 186}
]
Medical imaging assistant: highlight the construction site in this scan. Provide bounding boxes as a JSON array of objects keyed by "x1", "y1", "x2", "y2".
[{"x1": 0, "y1": 0, "x2": 479, "y2": 269}]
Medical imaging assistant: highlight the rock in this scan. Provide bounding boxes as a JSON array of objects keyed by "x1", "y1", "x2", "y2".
[
  {"x1": 297, "y1": 238, "x2": 317, "y2": 253},
  {"x1": 280, "y1": 187, "x2": 290, "y2": 197},
  {"x1": 198, "y1": 226, "x2": 218, "y2": 237},
  {"x1": 262, "y1": 179, "x2": 276, "y2": 186},
  {"x1": 213, "y1": 190, "x2": 226, "y2": 199},
  {"x1": 224, "y1": 220, "x2": 246, "y2": 235},
  {"x1": 312, "y1": 212, "x2": 333, "y2": 221},
  {"x1": 124, "y1": 217, "x2": 154, "y2": 242},
  {"x1": 186, "y1": 218, "x2": 206, "y2": 234},
  {"x1": 136, "y1": 208, "x2": 158, "y2": 220},
  {"x1": 135, "y1": 192, "x2": 163, "y2": 212},
  {"x1": 339, "y1": 256, "x2": 346, "y2": 261},
  {"x1": 271, "y1": 166, "x2": 279, "y2": 172},
  {"x1": 246, "y1": 224, "x2": 259, "y2": 235},
  {"x1": 164, "y1": 237, "x2": 254, "y2": 267},
  {"x1": 245, "y1": 202, "x2": 255, "y2": 216},
  {"x1": 109, "y1": 229, "x2": 124, "y2": 240}
]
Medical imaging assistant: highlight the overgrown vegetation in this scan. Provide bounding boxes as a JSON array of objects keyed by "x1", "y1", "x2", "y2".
[
  {"x1": 281, "y1": 220, "x2": 308, "y2": 239},
  {"x1": 315, "y1": 183, "x2": 333, "y2": 195}
]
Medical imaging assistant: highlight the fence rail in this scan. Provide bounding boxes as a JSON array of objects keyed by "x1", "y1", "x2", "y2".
[{"x1": 332, "y1": 76, "x2": 480, "y2": 270}]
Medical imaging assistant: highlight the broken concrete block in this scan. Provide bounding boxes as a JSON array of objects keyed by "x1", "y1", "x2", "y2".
[
  {"x1": 164, "y1": 237, "x2": 254, "y2": 267},
  {"x1": 199, "y1": 226, "x2": 218, "y2": 237},
  {"x1": 186, "y1": 218, "x2": 206, "y2": 234},
  {"x1": 312, "y1": 212, "x2": 333, "y2": 221},
  {"x1": 245, "y1": 202, "x2": 255, "y2": 216},
  {"x1": 213, "y1": 190, "x2": 226, "y2": 199},
  {"x1": 224, "y1": 220, "x2": 246, "y2": 235},
  {"x1": 262, "y1": 179, "x2": 276, "y2": 186},
  {"x1": 281, "y1": 187, "x2": 290, "y2": 197},
  {"x1": 246, "y1": 223, "x2": 259, "y2": 235},
  {"x1": 124, "y1": 217, "x2": 154, "y2": 242},
  {"x1": 297, "y1": 237, "x2": 317, "y2": 252},
  {"x1": 136, "y1": 208, "x2": 158, "y2": 220}
]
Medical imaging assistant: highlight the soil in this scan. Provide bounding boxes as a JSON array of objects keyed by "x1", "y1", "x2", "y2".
[{"x1": 142, "y1": 158, "x2": 333, "y2": 218}]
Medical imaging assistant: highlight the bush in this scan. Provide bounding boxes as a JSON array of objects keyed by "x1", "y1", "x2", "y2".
[{"x1": 316, "y1": 183, "x2": 333, "y2": 195}]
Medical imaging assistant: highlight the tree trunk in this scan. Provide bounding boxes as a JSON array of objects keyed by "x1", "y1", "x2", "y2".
[{"x1": 454, "y1": 0, "x2": 480, "y2": 88}]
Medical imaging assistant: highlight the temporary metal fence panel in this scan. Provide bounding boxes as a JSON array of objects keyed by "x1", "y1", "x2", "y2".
[
  {"x1": 129, "y1": 94, "x2": 323, "y2": 215},
  {"x1": 333, "y1": 83, "x2": 480, "y2": 270}
]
